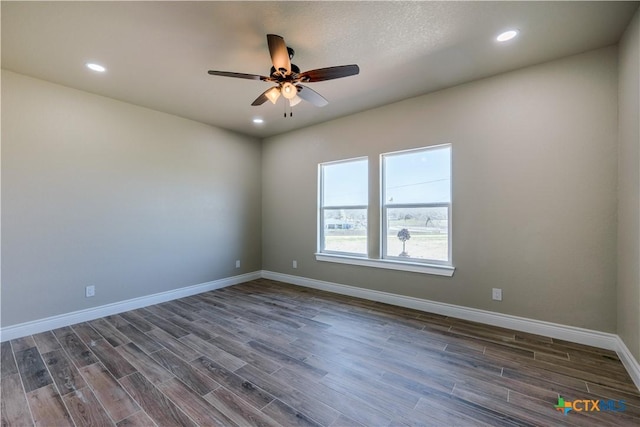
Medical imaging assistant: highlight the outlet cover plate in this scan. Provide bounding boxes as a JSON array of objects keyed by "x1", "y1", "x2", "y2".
[{"x1": 85, "y1": 285, "x2": 95, "y2": 298}]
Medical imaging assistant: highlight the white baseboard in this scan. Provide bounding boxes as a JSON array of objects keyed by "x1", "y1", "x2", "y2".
[
  {"x1": 261, "y1": 270, "x2": 640, "y2": 391},
  {"x1": 0, "y1": 271, "x2": 261, "y2": 342},
  {"x1": 615, "y1": 335, "x2": 640, "y2": 391}
]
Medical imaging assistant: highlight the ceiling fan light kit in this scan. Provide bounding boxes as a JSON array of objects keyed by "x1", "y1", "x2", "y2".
[
  {"x1": 265, "y1": 87, "x2": 281, "y2": 104},
  {"x1": 207, "y1": 34, "x2": 359, "y2": 117},
  {"x1": 281, "y1": 82, "x2": 297, "y2": 99}
]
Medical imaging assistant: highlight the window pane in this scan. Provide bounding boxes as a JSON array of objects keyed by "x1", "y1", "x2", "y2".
[
  {"x1": 384, "y1": 146, "x2": 450, "y2": 204},
  {"x1": 322, "y1": 159, "x2": 368, "y2": 206},
  {"x1": 323, "y1": 208, "x2": 367, "y2": 255},
  {"x1": 385, "y1": 206, "x2": 448, "y2": 262}
]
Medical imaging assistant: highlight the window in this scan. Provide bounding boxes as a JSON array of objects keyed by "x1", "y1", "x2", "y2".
[
  {"x1": 382, "y1": 144, "x2": 452, "y2": 265},
  {"x1": 316, "y1": 145, "x2": 453, "y2": 276},
  {"x1": 319, "y1": 158, "x2": 368, "y2": 256}
]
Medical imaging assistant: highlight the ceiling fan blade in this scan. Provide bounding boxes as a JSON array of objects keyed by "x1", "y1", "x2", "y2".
[
  {"x1": 267, "y1": 34, "x2": 291, "y2": 76},
  {"x1": 251, "y1": 92, "x2": 269, "y2": 106},
  {"x1": 297, "y1": 85, "x2": 328, "y2": 107},
  {"x1": 251, "y1": 87, "x2": 280, "y2": 106},
  {"x1": 208, "y1": 70, "x2": 270, "y2": 81},
  {"x1": 299, "y1": 64, "x2": 360, "y2": 82}
]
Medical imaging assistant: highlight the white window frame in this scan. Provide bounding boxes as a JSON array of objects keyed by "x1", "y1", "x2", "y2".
[
  {"x1": 315, "y1": 145, "x2": 454, "y2": 277},
  {"x1": 318, "y1": 157, "x2": 368, "y2": 257},
  {"x1": 381, "y1": 144, "x2": 452, "y2": 266}
]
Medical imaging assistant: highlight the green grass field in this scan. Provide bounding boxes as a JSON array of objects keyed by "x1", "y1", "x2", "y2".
[{"x1": 325, "y1": 233, "x2": 448, "y2": 261}]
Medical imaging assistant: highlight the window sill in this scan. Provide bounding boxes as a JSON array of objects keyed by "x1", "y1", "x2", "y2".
[{"x1": 315, "y1": 253, "x2": 455, "y2": 277}]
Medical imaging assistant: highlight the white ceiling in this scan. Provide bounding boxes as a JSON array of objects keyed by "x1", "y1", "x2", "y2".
[{"x1": 2, "y1": 1, "x2": 638, "y2": 139}]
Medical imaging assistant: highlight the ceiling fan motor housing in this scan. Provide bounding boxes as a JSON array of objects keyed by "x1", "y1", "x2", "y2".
[{"x1": 270, "y1": 64, "x2": 300, "y2": 78}]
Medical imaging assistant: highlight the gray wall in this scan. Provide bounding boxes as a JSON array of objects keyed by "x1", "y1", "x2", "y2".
[
  {"x1": 1, "y1": 70, "x2": 262, "y2": 326},
  {"x1": 618, "y1": 8, "x2": 640, "y2": 362},
  {"x1": 262, "y1": 47, "x2": 619, "y2": 332}
]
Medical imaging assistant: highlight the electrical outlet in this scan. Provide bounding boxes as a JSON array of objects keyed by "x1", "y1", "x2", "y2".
[
  {"x1": 492, "y1": 288, "x2": 502, "y2": 301},
  {"x1": 85, "y1": 285, "x2": 95, "y2": 298},
  {"x1": 292, "y1": 260, "x2": 297, "y2": 269},
  {"x1": 235, "y1": 260, "x2": 241, "y2": 268}
]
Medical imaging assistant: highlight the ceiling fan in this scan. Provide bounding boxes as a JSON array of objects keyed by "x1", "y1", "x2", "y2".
[{"x1": 207, "y1": 34, "x2": 359, "y2": 115}]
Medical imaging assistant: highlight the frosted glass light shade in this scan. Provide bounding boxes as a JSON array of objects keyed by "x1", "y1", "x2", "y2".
[
  {"x1": 281, "y1": 82, "x2": 297, "y2": 99},
  {"x1": 265, "y1": 87, "x2": 281, "y2": 104}
]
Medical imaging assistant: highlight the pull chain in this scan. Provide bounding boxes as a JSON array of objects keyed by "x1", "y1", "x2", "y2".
[{"x1": 283, "y1": 98, "x2": 293, "y2": 118}]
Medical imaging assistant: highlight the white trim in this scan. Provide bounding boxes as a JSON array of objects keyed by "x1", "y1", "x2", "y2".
[
  {"x1": 0, "y1": 271, "x2": 261, "y2": 342},
  {"x1": 315, "y1": 253, "x2": 455, "y2": 276},
  {"x1": 615, "y1": 335, "x2": 640, "y2": 390},
  {"x1": 261, "y1": 270, "x2": 640, "y2": 390}
]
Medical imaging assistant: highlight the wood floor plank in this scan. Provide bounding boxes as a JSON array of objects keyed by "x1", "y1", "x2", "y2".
[
  {"x1": 246, "y1": 340, "x2": 327, "y2": 379},
  {"x1": 194, "y1": 310, "x2": 250, "y2": 339},
  {"x1": 32, "y1": 331, "x2": 62, "y2": 354},
  {"x1": 159, "y1": 300, "x2": 201, "y2": 321},
  {"x1": 89, "y1": 319, "x2": 131, "y2": 347},
  {"x1": 179, "y1": 334, "x2": 247, "y2": 372},
  {"x1": 104, "y1": 314, "x2": 130, "y2": 329},
  {"x1": 53, "y1": 326, "x2": 99, "y2": 368},
  {"x1": 115, "y1": 410, "x2": 157, "y2": 427},
  {"x1": 118, "y1": 312, "x2": 154, "y2": 333},
  {"x1": 1, "y1": 341, "x2": 18, "y2": 378},
  {"x1": 535, "y1": 350, "x2": 638, "y2": 389},
  {"x1": 88, "y1": 339, "x2": 137, "y2": 379},
  {"x1": 116, "y1": 323, "x2": 164, "y2": 354},
  {"x1": 72, "y1": 322, "x2": 104, "y2": 346},
  {"x1": 260, "y1": 399, "x2": 324, "y2": 427},
  {"x1": 193, "y1": 356, "x2": 275, "y2": 410},
  {"x1": 15, "y1": 347, "x2": 53, "y2": 393},
  {"x1": 272, "y1": 366, "x2": 393, "y2": 426},
  {"x1": 79, "y1": 363, "x2": 140, "y2": 422},
  {"x1": 26, "y1": 384, "x2": 74, "y2": 427},
  {"x1": 142, "y1": 313, "x2": 189, "y2": 338},
  {"x1": 168, "y1": 315, "x2": 216, "y2": 340},
  {"x1": 586, "y1": 381, "x2": 640, "y2": 409},
  {"x1": 1, "y1": 373, "x2": 34, "y2": 426},
  {"x1": 42, "y1": 348, "x2": 88, "y2": 395},
  {"x1": 554, "y1": 389, "x2": 640, "y2": 426},
  {"x1": 157, "y1": 377, "x2": 238, "y2": 426},
  {"x1": 63, "y1": 386, "x2": 114, "y2": 427},
  {"x1": 10, "y1": 336, "x2": 37, "y2": 353},
  {"x1": 204, "y1": 386, "x2": 280, "y2": 427},
  {"x1": 235, "y1": 363, "x2": 341, "y2": 427},
  {"x1": 329, "y1": 414, "x2": 365, "y2": 427},
  {"x1": 209, "y1": 335, "x2": 282, "y2": 374},
  {"x1": 414, "y1": 396, "x2": 496, "y2": 427},
  {"x1": 414, "y1": 393, "x2": 520, "y2": 427},
  {"x1": 145, "y1": 328, "x2": 200, "y2": 361},
  {"x1": 320, "y1": 372, "x2": 418, "y2": 420},
  {"x1": 115, "y1": 342, "x2": 174, "y2": 385},
  {"x1": 143, "y1": 303, "x2": 177, "y2": 319},
  {"x1": 506, "y1": 390, "x2": 594, "y2": 427},
  {"x1": 149, "y1": 348, "x2": 218, "y2": 396},
  {"x1": 119, "y1": 372, "x2": 197, "y2": 427}
]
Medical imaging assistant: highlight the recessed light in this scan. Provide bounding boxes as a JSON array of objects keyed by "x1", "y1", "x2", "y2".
[
  {"x1": 252, "y1": 118, "x2": 264, "y2": 124},
  {"x1": 86, "y1": 63, "x2": 106, "y2": 72},
  {"x1": 496, "y1": 30, "x2": 519, "y2": 42}
]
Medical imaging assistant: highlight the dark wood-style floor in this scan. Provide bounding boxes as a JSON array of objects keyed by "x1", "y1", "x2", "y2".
[{"x1": 1, "y1": 279, "x2": 639, "y2": 426}]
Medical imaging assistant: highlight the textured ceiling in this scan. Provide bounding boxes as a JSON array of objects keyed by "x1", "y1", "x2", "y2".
[{"x1": 2, "y1": 1, "x2": 638, "y2": 138}]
